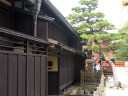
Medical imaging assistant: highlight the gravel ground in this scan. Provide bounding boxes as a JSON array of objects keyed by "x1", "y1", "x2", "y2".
[{"x1": 104, "y1": 67, "x2": 128, "y2": 96}]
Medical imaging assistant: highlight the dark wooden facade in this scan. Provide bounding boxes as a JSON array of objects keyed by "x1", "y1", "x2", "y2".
[
  {"x1": 0, "y1": 1, "x2": 49, "y2": 40},
  {"x1": 48, "y1": 49, "x2": 85, "y2": 95},
  {"x1": 43, "y1": 1, "x2": 85, "y2": 95},
  {"x1": 59, "y1": 54, "x2": 75, "y2": 90},
  {"x1": 0, "y1": 0, "x2": 85, "y2": 96},
  {"x1": 0, "y1": 0, "x2": 49, "y2": 96},
  {"x1": 0, "y1": 51, "x2": 47, "y2": 96}
]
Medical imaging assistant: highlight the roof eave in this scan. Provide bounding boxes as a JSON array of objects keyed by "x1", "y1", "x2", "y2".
[{"x1": 42, "y1": 0, "x2": 79, "y2": 37}]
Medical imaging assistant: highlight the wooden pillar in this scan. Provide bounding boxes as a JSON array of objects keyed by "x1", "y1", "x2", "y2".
[
  {"x1": 11, "y1": 2, "x2": 15, "y2": 29},
  {"x1": 45, "y1": 22, "x2": 48, "y2": 41},
  {"x1": 33, "y1": 15, "x2": 37, "y2": 37},
  {"x1": 21, "y1": 0, "x2": 25, "y2": 10},
  {"x1": 57, "y1": 52, "x2": 60, "y2": 95},
  {"x1": 24, "y1": 41, "x2": 29, "y2": 53}
]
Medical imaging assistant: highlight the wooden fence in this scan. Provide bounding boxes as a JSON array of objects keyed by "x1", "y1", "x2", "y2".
[{"x1": 80, "y1": 70, "x2": 102, "y2": 84}]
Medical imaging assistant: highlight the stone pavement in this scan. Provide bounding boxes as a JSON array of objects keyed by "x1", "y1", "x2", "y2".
[{"x1": 104, "y1": 67, "x2": 128, "y2": 96}]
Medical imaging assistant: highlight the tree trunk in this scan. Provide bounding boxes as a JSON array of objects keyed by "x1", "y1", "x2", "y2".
[
  {"x1": 100, "y1": 49, "x2": 121, "y2": 87},
  {"x1": 95, "y1": 40, "x2": 121, "y2": 87}
]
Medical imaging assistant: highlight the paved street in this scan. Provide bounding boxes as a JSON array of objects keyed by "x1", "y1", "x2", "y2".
[{"x1": 104, "y1": 67, "x2": 128, "y2": 96}]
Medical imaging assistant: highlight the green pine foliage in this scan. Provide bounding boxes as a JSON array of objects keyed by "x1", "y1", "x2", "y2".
[
  {"x1": 114, "y1": 22, "x2": 128, "y2": 61},
  {"x1": 120, "y1": 22, "x2": 128, "y2": 32},
  {"x1": 67, "y1": 0, "x2": 128, "y2": 60}
]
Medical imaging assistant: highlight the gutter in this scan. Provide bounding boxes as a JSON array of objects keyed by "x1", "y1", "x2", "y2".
[{"x1": 32, "y1": 0, "x2": 42, "y2": 37}]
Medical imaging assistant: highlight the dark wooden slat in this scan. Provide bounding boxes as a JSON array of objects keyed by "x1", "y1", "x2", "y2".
[
  {"x1": 35, "y1": 56, "x2": 41, "y2": 96},
  {"x1": 8, "y1": 54, "x2": 18, "y2": 96},
  {"x1": 0, "y1": 6, "x2": 12, "y2": 29},
  {"x1": 27, "y1": 55, "x2": 34, "y2": 96},
  {"x1": 67, "y1": 55, "x2": 74, "y2": 85},
  {"x1": 48, "y1": 23, "x2": 68, "y2": 45},
  {"x1": 48, "y1": 72, "x2": 58, "y2": 95},
  {"x1": 41, "y1": 56, "x2": 47, "y2": 96},
  {"x1": 67, "y1": 55, "x2": 71, "y2": 84},
  {"x1": 14, "y1": 12, "x2": 33, "y2": 36},
  {"x1": 18, "y1": 55, "x2": 26, "y2": 96},
  {"x1": 60, "y1": 55, "x2": 68, "y2": 90},
  {"x1": 37, "y1": 20, "x2": 47, "y2": 40},
  {"x1": 0, "y1": 50, "x2": 47, "y2": 96},
  {"x1": 0, "y1": 53, "x2": 7, "y2": 96}
]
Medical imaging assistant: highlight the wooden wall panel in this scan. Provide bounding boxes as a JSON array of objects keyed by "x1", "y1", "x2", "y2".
[
  {"x1": 37, "y1": 20, "x2": 48, "y2": 40},
  {"x1": 35, "y1": 56, "x2": 41, "y2": 96},
  {"x1": 48, "y1": 24, "x2": 68, "y2": 45},
  {"x1": 41, "y1": 56, "x2": 47, "y2": 96},
  {"x1": 48, "y1": 72, "x2": 58, "y2": 95},
  {"x1": 59, "y1": 54, "x2": 78, "y2": 92},
  {"x1": 0, "y1": 5, "x2": 33, "y2": 36},
  {"x1": 67, "y1": 56, "x2": 71, "y2": 84},
  {"x1": 18, "y1": 55, "x2": 26, "y2": 96},
  {"x1": 60, "y1": 55, "x2": 68, "y2": 90},
  {"x1": 0, "y1": 53, "x2": 7, "y2": 96},
  {"x1": 77, "y1": 41, "x2": 82, "y2": 51},
  {"x1": 8, "y1": 54, "x2": 18, "y2": 96},
  {"x1": 0, "y1": 51, "x2": 47, "y2": 96},
  {"x1": 67, "y1": 55, "x2": 74, "y2": 85},
  {"x1": 74, "y1": 55, "x2": 85, "y2": 83},
  {"x1": 14, "y1": 12, "x2": 33, "y2": 35},
  {"x1": 0, "y1": 6, "x2": 12, "y2": 28},
  {"x1": 27, "y1": 56, "x2": 35, "y2": 96},
  {"x1": 68, "y1": 37, "x2": 77, "y2": 49}
]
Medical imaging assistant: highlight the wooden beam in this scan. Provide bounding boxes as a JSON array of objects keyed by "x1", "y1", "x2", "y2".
[{"x1": 0, "y1": 26, "x2": 49, "y2": 44}]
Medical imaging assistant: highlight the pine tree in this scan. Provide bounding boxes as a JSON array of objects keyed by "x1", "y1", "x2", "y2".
[
  {"x1": 114, "y1": 22, "x2": 128, "y2": 61},
  {"x1": 67, "y1": 0, "x2": 124, "y2": 87}
]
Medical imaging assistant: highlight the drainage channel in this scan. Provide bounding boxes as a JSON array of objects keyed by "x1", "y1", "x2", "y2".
[{"x1": 64, "y1": 84, "x2": 98, "y2": 96}]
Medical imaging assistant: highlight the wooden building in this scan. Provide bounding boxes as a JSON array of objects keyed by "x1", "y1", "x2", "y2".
[
  {"x1": 0, "y1": 0, "x2": 85, "y2": 96},
  {"x1": 41, "y1": 1, "x2": 85, "y2": 95},
  {"x1": 0, "y1": 0, "x2": 52, "y2": 96}
]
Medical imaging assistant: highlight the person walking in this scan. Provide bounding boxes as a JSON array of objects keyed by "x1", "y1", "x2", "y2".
[{"x1": 93, "y1": 64, "x2": 97, "y2": 72}]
